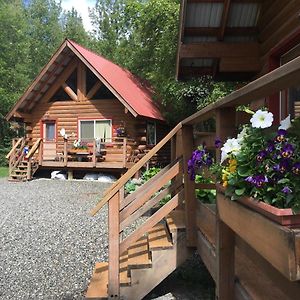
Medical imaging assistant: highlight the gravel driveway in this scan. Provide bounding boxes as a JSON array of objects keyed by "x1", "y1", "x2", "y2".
[
  {"x1": 0, "y1": 178, "x2": 111, "y2": 300},
  {"x1": 0, "y1": 178, "x2": 214, "y2": 300}
]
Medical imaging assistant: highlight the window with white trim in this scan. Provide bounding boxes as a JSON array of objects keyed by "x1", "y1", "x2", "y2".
[{"x1": 79, "y1": 119, "x2": 112, "y2": 141}]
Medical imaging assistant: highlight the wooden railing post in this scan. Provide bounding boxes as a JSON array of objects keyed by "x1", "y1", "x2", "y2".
[
  {"x1": 108, "y1": 192, "x2": 120, "y2": 299},
  {"x1": 181, "y1": 125, "x2": 197, "y2": 247},
  {"x1": 122, "y1": 138, "x2": 127, "y2": 167},
  {"x1": 38, "y1": 140, "x2": 43, "y2": 165},
  {"x1": 216, "y1": 218, "x2": 235, "y2": 300},
  {"x1": 63, "y1": 139, "x2": 67, "y2": 166},
  {"x1": 93, "y1": 139, "x2": 96, "y2": 167},
  {"x1": 27, "y1": 157, "x2": 32, "y2": 180}
]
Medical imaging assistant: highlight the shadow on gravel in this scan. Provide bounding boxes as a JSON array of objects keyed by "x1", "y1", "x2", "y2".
[{"x1": 144, "y1": 253, "x2": 215, "y2": 300}]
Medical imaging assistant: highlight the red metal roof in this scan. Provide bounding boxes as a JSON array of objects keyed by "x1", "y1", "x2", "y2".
[{"x1": 68, "y1": 40, "x2": 164, "y2": 121}]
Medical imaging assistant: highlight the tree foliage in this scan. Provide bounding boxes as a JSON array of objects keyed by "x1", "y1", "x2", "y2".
[{"x1": 0, "y1": 0, "x2": 237, "y2": 165}]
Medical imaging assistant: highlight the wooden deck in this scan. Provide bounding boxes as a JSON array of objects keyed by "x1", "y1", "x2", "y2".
[{"x1": 41, "y1": 160, "x2": 134, "y2": 169}]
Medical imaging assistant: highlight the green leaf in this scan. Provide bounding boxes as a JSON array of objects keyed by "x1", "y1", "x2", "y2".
[{"x1": 235, "y1": 188, "x2": 245, "y2": 196}]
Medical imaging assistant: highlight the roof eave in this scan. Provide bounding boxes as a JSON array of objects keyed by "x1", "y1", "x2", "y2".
[{"x1": 6, "y1": 39, "x2": 69, "y2": 121}]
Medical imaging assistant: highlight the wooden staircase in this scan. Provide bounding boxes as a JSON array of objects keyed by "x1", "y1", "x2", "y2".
[
  {"x1": 86, "y1": 211, "x2": 191, "y2": 300},
  {"x1": 6, "y1": 138, "x2": 42, "y2": 181},
  {"x1": 86, "y1": 124, "x2": 197, "y2": 300},
  {"x1": 9, "y1": 159, "x2": 39, "y2": 181}
]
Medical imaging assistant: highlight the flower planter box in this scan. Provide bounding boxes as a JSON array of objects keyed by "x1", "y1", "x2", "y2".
[
  {"x1": 216, "y1": 184, "x2": 300, "y2": 228},
  {"x1": 217, "y1": 186, "x2": 300, "y2": 281}
]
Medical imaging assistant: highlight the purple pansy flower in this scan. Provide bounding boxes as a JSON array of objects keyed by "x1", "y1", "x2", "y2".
[
  {"x1": 275, "y1": 129, "x2": 287, "y2": 142},
  {"x1": 282, "y1": 186, "x2": 292, "y2": 194},
  {"x1": 292, "y1": 162, "x2": 300, "y2": 175},
  {"x1": 281, "y1": 143, "x2": 294, "y2": 158},
  {"x1": 273, "y1": 159, "x2": 290, "y2": 173},
  {"x1": 266, "y1": 140, "x2": 275, "y2": 153},
  {"x1": 256, "y1": 150, "x2": 268, "y2": 162},
  {"x1": 215, "y1": 138, "x2": 222, "y2": 149},
  {"x1": 245, "y1": 175, "x2": 268, "y2": 188}
]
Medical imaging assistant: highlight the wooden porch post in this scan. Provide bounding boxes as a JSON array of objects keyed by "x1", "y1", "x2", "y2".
[
  {"x1": 93, "y1": 139, "x2": 96, "y2": 167},
  {"x1": 216, "y1": 218, "x2": 235, "y2": 300},
  {"x1": 27, "y1": 158, "x2": 32, "y2": 180},
  {"x1": 122, "y1": 138, "x2": 127, "y2": 168},
  {"x1": 63, "y1": 139, "x2": 68, "y2": 167},
  {"x1": 38, "y1": 140, "x2": 43, "y2": 165},
  {"x1": 215, "y1": 107, "x2": 236, "y2": 299},
  {"x1": 108, "y1": 192, "x2": 120, "y2": 298},
  {"x1": 181, "y1": 125, "x2": 197, "y2": 247}
]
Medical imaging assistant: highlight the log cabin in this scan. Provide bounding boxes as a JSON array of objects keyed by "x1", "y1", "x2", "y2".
[
  {"x1": 6, "y1": 39, "x2": 170, "y2": 180},
  {"x1": 83, "y1": 1, "x2": 300, "y2": 299}
]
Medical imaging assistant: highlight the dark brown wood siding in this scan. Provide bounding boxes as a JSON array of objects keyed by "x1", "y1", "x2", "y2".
[{"x1": 259, "y1": 0, "x2": 300, "y2": 75}]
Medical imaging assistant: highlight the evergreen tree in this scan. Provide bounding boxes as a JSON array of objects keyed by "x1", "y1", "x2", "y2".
[
  {"x1": 62, "y1": 7, "x2": 90, "y2": 46},
  {"x1": 25, "y1": 0, "x2": 64, "y2": 78}
]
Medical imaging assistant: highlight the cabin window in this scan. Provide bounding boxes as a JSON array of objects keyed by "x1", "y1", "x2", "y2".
[
  {"x1": 146, "y1": 122, "x2": 156, "y2": 145},
  {"x1": 79, "y1": 119, "x2": 112, "y2": 141},
  {"x1": 44, "y1": 121, "x2": 56, "y2": 141}
]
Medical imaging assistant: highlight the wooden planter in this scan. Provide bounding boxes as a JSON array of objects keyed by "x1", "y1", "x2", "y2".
[
  {"x1": 217, "y1": 186, "x2": 300, "y2": 281},
  {"x1": 216, "y1": 184, "x2": 300, "y2": 228}
]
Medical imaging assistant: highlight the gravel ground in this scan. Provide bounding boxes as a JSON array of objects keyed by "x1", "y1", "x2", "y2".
[
  {"x1": 0, "y1": 178, "x2": 214, "y2": 300},
  {"x1": 0, "y1": 178, "x2": 111, "y2": 300}
]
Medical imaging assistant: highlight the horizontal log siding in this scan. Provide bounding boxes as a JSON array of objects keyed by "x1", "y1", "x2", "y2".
[
  {"x1": 30, "y1": 98, "x2": 138, "y2": 147},
  {"x1": 259, "y1": 0, "x2": 300, "y2": 74}
]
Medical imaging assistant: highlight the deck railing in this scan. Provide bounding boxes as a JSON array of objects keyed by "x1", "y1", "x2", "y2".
[
  {"x1": 41, "y1": 137, "x2": 139, "y2": 168},
  {"x1": 90, "y1": 123, "x2": 199, "y2": 298},
  {"x1": 90, "y1": 55, "x2": 300, "y2": 298},
  {"x1": 6, "y1": 137, "x2": 26, "y2": 177}
]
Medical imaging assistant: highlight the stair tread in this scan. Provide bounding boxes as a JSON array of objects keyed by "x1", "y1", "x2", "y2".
[
  {"x1": 166, "y1": 210, "x2": 186, "y2": 232},
  {"x1": 85, "y1": 262, "x2": 108, "y2": 299},
  {"x1": 128, "y1": 236, "x2": 151, "y2": 269},
  {"x1": 120, "y1": 252, "x2": 131, "y2": 286},
  {"x1": 148, "y1": 223, "x2": 173, "y2": 250}
]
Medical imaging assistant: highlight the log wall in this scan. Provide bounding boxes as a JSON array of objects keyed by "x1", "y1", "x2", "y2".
[
  {"x1": 259, "y1": 0, "x2": 300, "y2": 75},
  {"x1": 28, "y1": 98, "x2": 138, "y2": 147}
]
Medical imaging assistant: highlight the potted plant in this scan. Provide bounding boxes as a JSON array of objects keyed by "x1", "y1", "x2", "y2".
[
  {"x1": 189, "y1": 108, "x2": 300, "y2": 227},
  {"x1": 116, "y1": 122, "x2": 127, "y2": 138},
  {"x1": 72, "y1": 140, "x2": 89, "y2": 152}
]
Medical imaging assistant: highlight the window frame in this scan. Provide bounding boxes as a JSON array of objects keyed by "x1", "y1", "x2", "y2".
[
  {"x1": 42, "y1": 120, "x2": 57, "y2": 142},
  {"x1": 78, "y1": 118, "x2": 112, "y2": 141}
]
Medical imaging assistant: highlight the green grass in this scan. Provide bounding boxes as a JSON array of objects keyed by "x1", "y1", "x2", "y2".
[{"x1": 0, "y1": 167, "x2": 8, "y2": 178}]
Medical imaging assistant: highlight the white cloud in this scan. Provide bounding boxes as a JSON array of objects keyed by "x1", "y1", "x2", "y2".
[{"x1": 61, "y1": 0, "x2": 96, "y2": 32}]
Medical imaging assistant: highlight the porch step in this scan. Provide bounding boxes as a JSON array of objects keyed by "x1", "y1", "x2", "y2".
[
  {"x1": 166, "y1": 210, "x2": 186, "y2": 232},
  {"x1": 128, "y1": 236, "x2": 151, "y2": 270},
  {"x1": 148, "y1": 223, "x2": 173, "y2": 251},
  {"x1": 86, "y1": 216, "x2": 190, "y2": 300},
  {"x1": 85, "y1": 262, "x2": 108, "y2": 299}
]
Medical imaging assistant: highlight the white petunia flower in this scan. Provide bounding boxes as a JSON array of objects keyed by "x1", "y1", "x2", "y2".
[
  {"x1": 221, "y1": 138, "x2": 241, "y2": 154},
  {"x1": 237, "y1": 127, "x2": 247, "y2": 143},
  {"x1": 220, "y1": 151, "x2": 229, "y2": 164},
  {"x1": 250, "y1": 110, "x2": 273, "y2": 128},
  {"x1": 278, "y1": 115, "x2": 291, "y2": 130}
]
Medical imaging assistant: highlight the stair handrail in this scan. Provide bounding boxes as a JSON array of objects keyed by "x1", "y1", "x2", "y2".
[
  {"x1": 6, "y1": 137, "x2": 24, "y2": 159},
  {"x1": 90, "y1": 122, "x2": 182, "y2": 216},
  {"x1": 26, "y1": 138, "x2": 42, "y2": 159}
]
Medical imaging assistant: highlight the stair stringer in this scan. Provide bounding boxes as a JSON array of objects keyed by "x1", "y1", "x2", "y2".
[{"x1": 120, "y1": 230, "x2": 192, "y2": 300}]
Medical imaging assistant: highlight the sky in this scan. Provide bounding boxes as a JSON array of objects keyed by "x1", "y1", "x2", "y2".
[{"x1": 60, "y1": 0, "x2": 97, "y2": 32}]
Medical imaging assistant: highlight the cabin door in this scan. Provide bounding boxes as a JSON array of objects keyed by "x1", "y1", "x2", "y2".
[{"x1": 42, "y1": 120, "x2": 57, "y2": 161}]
